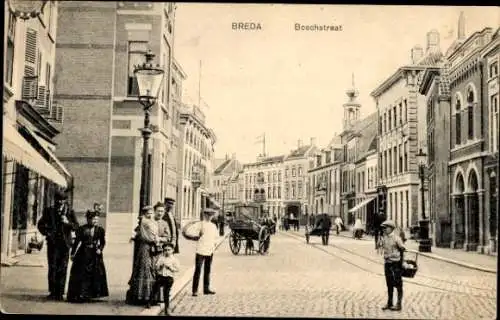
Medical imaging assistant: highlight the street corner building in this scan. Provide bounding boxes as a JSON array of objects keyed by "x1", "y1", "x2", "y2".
[
  {"x1": 47, "y1": 1, "x2": 217, "y2": 241},
  {"x1": 3, "y1": 1, "x2": 72, "y2": 263}
]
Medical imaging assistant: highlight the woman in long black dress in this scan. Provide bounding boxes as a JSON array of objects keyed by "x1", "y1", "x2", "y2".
[{"x1": 67, "y1": 210, "x2": 109, "y2": 302}]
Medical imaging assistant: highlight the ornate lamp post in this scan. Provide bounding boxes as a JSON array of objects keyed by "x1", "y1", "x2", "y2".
[
  {"x1": 135, "y1": 49, "x2": 164, "y2": 211},
  {"x1": 8, "y1": 0, "x2": 47, "y2": 20},
  {"x1": 126, "y1": 49, "x2": 163, "y2": 306},
  {"x1": 416, "y1": 148, "x2": 432, "y2": 253}
]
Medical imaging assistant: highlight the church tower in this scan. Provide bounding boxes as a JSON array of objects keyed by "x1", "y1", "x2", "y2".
[
  {"x1": 458, "y1": 11, "x2": 466, "y2": 40},
  {"x1": 342, "y1": 73, "x2": 361, "y2": 131}
]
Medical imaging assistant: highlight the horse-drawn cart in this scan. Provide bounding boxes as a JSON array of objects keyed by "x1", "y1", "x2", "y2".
[{"x1": 228, "y1": 204, "x2": 271, "y2": 255}]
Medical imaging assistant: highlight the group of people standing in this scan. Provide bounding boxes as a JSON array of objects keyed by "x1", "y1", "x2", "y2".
[
  {"x1": 37, "y1": 191, "x2": 109, "y2": 302},
  {"x1": 125, "y1": 197, "x2": 180, "y2": 309}
]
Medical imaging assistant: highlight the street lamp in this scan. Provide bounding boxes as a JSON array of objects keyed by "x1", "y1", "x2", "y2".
[
  {"x1": 416, "y1": 148, "x2": 432, "y2": 253},
  {"x1": 126, "y1": 49, "x2": 163, "y2": 306},
  {"x1": 135, "y1": 49, "x2": 164, "y2": 212},
  {"x1": 8, "y1": 0, "x2": 47, "y2": 20}
]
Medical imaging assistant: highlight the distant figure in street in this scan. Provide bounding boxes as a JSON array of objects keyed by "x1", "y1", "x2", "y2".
[
  {"x1": 374, "y1": 212, "x2": 387, "y2": 250},
  {"x1": 317, "y1": 215, "x2": 331, "y2": 246},
  {"x1": 353, "y1": 217, "x2": 364, "y2": 239},
  {"x1": 37, "y1": 190, "x2": 79, "y2": 301},
  {"x1": 191, "y1": 208, "x2": 218, "y2": 296},
  {"x1": 334, "y1": 216, "x2": 343, "y2": 235},
  {"x1": 146, "y1": 243, "x2": 180, "y2": 315},
  {"x1": 377, "y1": 220, "x2": 406, "y2": 312},
  {"x1": 67, "y1": 210, "x2": 109, "y2": 302},
  {"x1": 163, "y1": 197, "x2": 180, "y2": 254},
  {"x1": 126, "y1": 206, "x2": 158, "y2": 306}
]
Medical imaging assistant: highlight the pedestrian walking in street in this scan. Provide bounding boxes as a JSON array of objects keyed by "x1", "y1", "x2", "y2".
[
  {"x1": 126, "y1": 205, "x2": 159, "y2": 306},
  {"x1": 334, "y1": 216, "x2": 343, "y2": 235},
  {"x1": 353, "y1": 217, "x2": 364, "y2": 239},
  {"x1": 191, "y1": 208, "x2": 218, "y2": 297},
  {"x1": 67, "y1": 210, "x2": 109, "y2": 302},
  {"x1": 37, "y1": 190, "x2": 79, "y2": 301},
  {"x1": 163, "y1": 197, "x2": 180, "y2": 254},
  {"x1": 377, "y1": 220, "x2": 406, "y2": 312},
  {"x1": 146, "y1": 242, "x2": 180, "y2": 315}
]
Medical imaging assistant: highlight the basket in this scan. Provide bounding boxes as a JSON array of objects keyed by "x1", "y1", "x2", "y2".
[
  {"x1": 401, "y1": 251, "x2": 418, "y2": 278},
  {"x1": 182, "y1": 220, "x2": 202, "y2": 241}
]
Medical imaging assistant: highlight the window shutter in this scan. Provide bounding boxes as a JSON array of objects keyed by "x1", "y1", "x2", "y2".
[
  {"x1": 36, "y1": 85, "x2": 50, "y2": 116},
  {"x1": 22, "y1": 75, "x2": 38, "y2": 100},
  {"x1": 25, "y1": 28, "x2": 38, "y2": 68},
  {"x1": 23, "y1": 28, "x2": 39, "y2": 100}
]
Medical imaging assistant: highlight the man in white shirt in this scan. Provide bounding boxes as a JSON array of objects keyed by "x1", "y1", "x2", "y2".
[{"x1": 192, "y1": 208, "x2": 219, "y2": 296}]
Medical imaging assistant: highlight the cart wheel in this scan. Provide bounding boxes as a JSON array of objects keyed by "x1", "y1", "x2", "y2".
[
  {"x1": 229, "y1": 231, "x2": 241, "y2": 255},
  {"x1": 258, "y1": 227, "x2": 271, "y2": 254}
]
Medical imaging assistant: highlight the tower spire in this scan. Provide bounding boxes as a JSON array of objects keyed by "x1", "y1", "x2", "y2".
[
  {"x1": 352, "y1": 72, "x2": 355, "y2": 88},
  {"x1": 458, "y1": 11, "x2": 466, "y2": 40}
]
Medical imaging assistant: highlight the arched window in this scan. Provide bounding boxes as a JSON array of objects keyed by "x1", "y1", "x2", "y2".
[
  {"x1": 455, "y1": 96, "x2": 462, "y2": 145},
  {"x1": 467, "y1": 88, "x2": 474, "y2": 140}
]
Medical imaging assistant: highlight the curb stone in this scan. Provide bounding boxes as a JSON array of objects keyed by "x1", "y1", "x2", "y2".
[{"x1": 139, "y1": 233, "x2": 229, "y2": 316}]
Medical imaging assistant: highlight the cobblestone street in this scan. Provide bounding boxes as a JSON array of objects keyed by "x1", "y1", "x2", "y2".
[{"x1": 171, "y1": 232, "x2": 497, "y2": 319}]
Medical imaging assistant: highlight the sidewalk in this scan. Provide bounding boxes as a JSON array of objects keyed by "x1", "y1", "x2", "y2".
[
  {"x1": 0, "y1": 226, "x2": 228, "y2": 315},
  {"x1": 331, "y1": 229, "x2": 497, "y2": 273}
]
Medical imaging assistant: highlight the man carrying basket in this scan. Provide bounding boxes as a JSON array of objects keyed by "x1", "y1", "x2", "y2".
[{"x1": 377, "y1": 220, "x2": 405, "y2": 312}]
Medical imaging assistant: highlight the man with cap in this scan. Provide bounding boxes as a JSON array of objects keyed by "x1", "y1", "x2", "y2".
[
  {"x1": 191, "y1": 208, "x2": 218, "y2": 296},
  {"x1": 37, "y1": 189, "x2": 79, "y2": 300},
  {"x1": 377, "y1": 219, "x2": 406, "y2": 311},
  {"x1": 163, "y1": 197, "x2": 180, "y2": 254}
]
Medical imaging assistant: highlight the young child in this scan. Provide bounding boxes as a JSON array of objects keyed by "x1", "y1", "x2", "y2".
[{"x1": 146, "y1": 242, "x2": 180, "y2": 315}]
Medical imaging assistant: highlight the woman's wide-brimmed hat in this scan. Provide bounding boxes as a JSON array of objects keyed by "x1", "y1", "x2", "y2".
[
  {"x1": 381, "y1": 220, "x2": 396, "y2": 229},
  {"x1": 203, "y1": 208, "x2": 217, "y2": 216}
]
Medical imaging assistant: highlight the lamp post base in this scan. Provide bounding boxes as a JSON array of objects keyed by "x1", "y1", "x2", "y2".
[
  {"x1": 418, "y1": 219, "x2": 432, "y2": 253},
  {"x1": 418, "y1": 238, "x2": 432, "y2": 252}
]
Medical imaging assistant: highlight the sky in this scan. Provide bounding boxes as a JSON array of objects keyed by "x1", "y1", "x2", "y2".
[{"x1": 173, "y1": 4, "x2": 499, "y2": 164}]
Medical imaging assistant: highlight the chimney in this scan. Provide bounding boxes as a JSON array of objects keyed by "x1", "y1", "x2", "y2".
[
  {"x1": 297, "y1": 139, "x2": 303, "y2": 148},
  {"x1": 232, "y1": 153, "x2": 236, "y2": 160},
  {"x1": 411, "y1": 45, "x2": 424, "y2": 64},
  {"x1": 310, "y1": 137, "x2": 316, "y2": 145},
  {"x1": 426, "y1": 29, "x2": 440, "y2": 52},
  {"x1": 225, "y1": 154, "x2": 229, "y2": 160}
]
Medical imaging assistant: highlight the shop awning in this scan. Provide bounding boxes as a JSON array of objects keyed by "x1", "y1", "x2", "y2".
[
  {"x1": 348, "y1": 196, "x2": 376, "y2": 213},
  {"x1": 3, "y1": 123, "x2": 68, "y2": 188},
  {"x1": 23, "y1": 126, "x2": 72, "y2": 178}
]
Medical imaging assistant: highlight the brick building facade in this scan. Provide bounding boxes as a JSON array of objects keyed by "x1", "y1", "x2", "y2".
[{"x1": 53, "y1": 1, "x2": 177, "y2": 238}]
